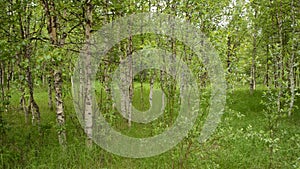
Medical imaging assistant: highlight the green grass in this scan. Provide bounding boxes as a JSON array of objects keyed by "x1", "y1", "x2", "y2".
[{"x1": 1, "y1": 84, "x2": 299, "y2": 168}]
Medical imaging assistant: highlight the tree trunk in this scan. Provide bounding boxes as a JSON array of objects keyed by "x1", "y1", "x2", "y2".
[
  {"x1": 140, "y1": 72, "x2": 144, "y2": 110},
  {"x1": 42, "y1": 0, "x2": 67, "y2": 145},
  {"x1": 160, "y1": 70, "x2": 165, "y2": 115},
  {"x1": 84, "y1": 0, "x2": 93, "y2": 147},
  {"x1": 127, "y1": 34, "x2": 133, "y2": 127},
  {"x1": 18, "y1": 4, "x2": 41, "y2": 128},
  {"x1": 0, "y1": 63, "x2": 4, "y2": 101},
  {"x1": 149, "y1": 72, "x2": 154, "y2": 107},
  {"x1": 119, "y1": 36, "x2": 134, "y2": 127},
  {"x1": 20, "y1": 85, "x2": 28, "y2": 124},
  {"x1": 17, "y1": 55, "x2": 28, "y2": 123},
  {"x1": 227, "y1": 36, "x2": 232, "y2": 73},
  {"x1": 250, "y1": 38, "x2": 257, "y2": 94},
  {"x1": 265, "y1": 45, "x2": 270, "y2": 87},
  {"x1": 7, "y1": 60, "x2": 13, "y2": 92},
  {"x1": 250, "y1": 13, "x2": 257, "y2": 95},
  {"x1": 288, "y1": 0, "x2": 296, "y2": 116},
  {"x1": 54, "y1": 70, "x2": 66, "y2": 145},
  {"x1": 25, "y1": 47, "x2": 41, "y2": 128},
  {"x1": 48, "y1": 74, "x2": 53, "y2": 110},
  {"x1": 296, "y1": 67, "x2": 299, "y2": 89},
  {"x1": 120, "y1": 54, "x2": 128, "y2": 123},
  {"x1": 276, "y1": 3, "x2": 284, "y2": 113}
]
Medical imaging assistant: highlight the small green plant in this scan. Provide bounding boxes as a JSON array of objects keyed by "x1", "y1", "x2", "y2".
[{"x1": 261, "y1": 89, "x2": 284, "y2": 168}]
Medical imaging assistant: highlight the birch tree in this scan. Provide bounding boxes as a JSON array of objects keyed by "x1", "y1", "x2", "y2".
[
  {"x1": 17, "y1": 0, "x2": 41, "y2": 127},
  {"x1": 288, "y1": 0, "x2": 297, "y2": 116},
  {"x1": 41, "y1": 0, "x2": 67, "y2": 145},
  {"x1": 83, "y1": 0, "x2": 93, "y2": 147}
]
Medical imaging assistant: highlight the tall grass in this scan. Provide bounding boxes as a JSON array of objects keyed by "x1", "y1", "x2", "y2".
[{"x1": 1, "y1": 85, "x2": 299, "y2": 168}]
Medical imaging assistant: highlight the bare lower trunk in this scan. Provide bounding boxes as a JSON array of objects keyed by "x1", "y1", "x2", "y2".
[
  {"x1": 160, "y1": 70, "x2": 165, "y2": 113},
  {"x1": 128, "y1": 81, "x2": 133, "y2": 127},
  {"x1": 18, "y1": 61, "x2": 28, "y2": 122},
  {"x1": 265, "y1": 45, "x2": 270, "y2": 87},
  {"x1": 276, "y1": 2, "x2": 284, "y2": 113},
  {"x1": 140, "y1": 72, "x2": 144, "y2": 110},
  {"x1": 296, "y1": 68, "x2": 299, "y2": 89},
  {"x1": 0, "y1": 63, "x2": 4, "y2": 101},
  {"x1": 119, "y1": 39, "x2": 133, "y2": 127},
  {"x1": 120, "y1": 60, "x2": 128, "y2": 120},
  {"x1": 273, "y1": 54, "x2": 278, "y2": 88},
  {"x1": 119, "y1": 56, "x2": 133, "y2": 127},
  {"x1": 84, "y1": 0, "x2": 93, "y2": 147},
  {"x1": 276, "y1": 59, "x2": 283, "y2": 113},
  {"x1": 25, "y1": 61, "x2": 40, "y2": 128},
  {"x1": 42, "y1": 0, "x2": 67, "y2": 145},
  {"x1": 288, "y1": 0, "x2": 296, "y2": 116},
  {"x1": 54, "y1": 70, "x2": 66, "y2": 145},
  {"x1": 84, "y1": 57, "x2": 93, "y2": 146},
  {"x1": 128, "y1": 37, "x2": 133, "y2": 127},
  {"x1": 48, "y1": 74, "x2": 53, "y2": 110},
  {"x1": 250, "y1": 22, "x2": 257, "y2": 95},
  {"x1": 149, "y1": 73, "x2": 154, "y2": 107},
  {"x1": 227, "y1": 36, "x2": 232, "y2": 73},
  {"x1": 7, "y1": 61, "x2": 13, "y2": 92},
  {"x1": 289, "y1": 59, "x2": 295, "y2": 116},
  {"x1": 20, "y1": 86, "x2": 28, "y2": 123},
  {"x1": 250, "y1": 55, "x2": 256, "y2": 94}
]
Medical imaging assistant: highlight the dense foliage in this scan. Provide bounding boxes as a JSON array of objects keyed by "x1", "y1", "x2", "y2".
[{"x1": 0, "y1": 0, "x2": 299, "y2": 168}]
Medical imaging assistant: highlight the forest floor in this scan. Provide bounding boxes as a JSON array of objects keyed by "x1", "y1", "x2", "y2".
[{"x1": 1, "y1": 84, "x2": 300, "y2": 168}]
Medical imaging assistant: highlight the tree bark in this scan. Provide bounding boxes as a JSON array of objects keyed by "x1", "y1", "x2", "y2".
[
  {"x1": 54, "y1": 70, "x2": 66, "y2": 145},
  {"x1": 227, "y1": 36, "x2": 232, "y2": 73},
  {"x1": 25, "y1": 46, "x2": 40, "y2": 127},
  {"x1": 250, "y1": 11, "x2": 257, "y2": 95},
  {"x1": 149, "y1": 72, "x2": 154, "y2": 107},
  {"x1": 41, "y1": 0, "x2": 66, "y2": 145},
  {"x1": 296, "y1": 67, "x2": 299, "y2": 89},
  {"x1": 0, "y1": 63, "x2": 4, "y2": 101},
  {"x1": 16, "y1": 54, "x2": 29, "y2": 123},
  {"x1": 288, "y1": 0, "x2": 296, "y2": 116},
  {"x1": 127, "y1": 34, "x2": 133, "y2": 127},
  {"x1": 7, "y1": 60, "x2": 13, "y2": 92},
  {"x1": 20, "y1": 85, "x2": 28, "y2": 124},
  {"x1": 48, "y1": 73, "x2": 53, "y2": 110},
  {"x1": 84, "y1": 0, "x2": 93, "y2": 147},
  {"x1": 265, "y1": 45, "x2": 270, "y2": 87},
  {"x1": 18, "y1": 3, "x2": 41, "y2": 128},
  {"x1": 276, "y1": 2, "x2": 284, "y2": 113}
]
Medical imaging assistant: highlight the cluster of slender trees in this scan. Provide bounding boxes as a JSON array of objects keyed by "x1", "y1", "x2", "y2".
[{"x1": 0, "y1": 0, "x2": 299, "y2": 146}]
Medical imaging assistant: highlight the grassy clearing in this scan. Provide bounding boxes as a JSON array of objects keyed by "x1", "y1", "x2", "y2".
[{"x1": 1, "y1": 84, "x2": 299, "y2": 168}]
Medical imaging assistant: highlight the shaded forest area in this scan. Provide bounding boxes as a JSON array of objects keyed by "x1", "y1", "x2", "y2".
[{"x1": 0, "y1": 0, "x2": 299, "y2": 168}]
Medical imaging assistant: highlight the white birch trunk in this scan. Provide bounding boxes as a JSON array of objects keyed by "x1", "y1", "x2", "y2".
[
  {"x1": 42, "y1": 0, "x2": 66, "y2": 145},
  {"x1": 48, "y1": 74, "x2": 53, "y2": 110},
  {"x1": 250, "y1": 23, "x2": 257, "y2": 95},
  {"x1": 276, "y1": 7, "x2": 284, "y2": 113},
  {"x1": 149, "y1": 73, "x2": 154, "y2": 107},
  {"x1": 54, "y1": 70, "x2": 66, "y2": 145},
  {"x1": 84, "y1": 0, "x2": 93, "y2": 147},
  {"x1": 288, "y1": 0, "x2": 296, "y2": 116}
]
